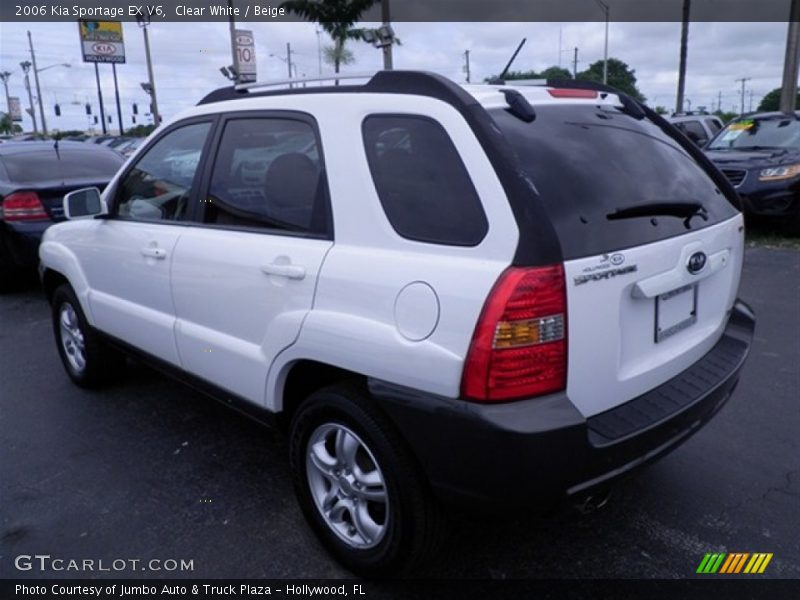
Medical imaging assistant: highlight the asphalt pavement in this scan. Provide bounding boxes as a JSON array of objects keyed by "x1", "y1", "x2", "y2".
[{"x1": 1, "y1": 247, "x2": 798, "y2": 580}]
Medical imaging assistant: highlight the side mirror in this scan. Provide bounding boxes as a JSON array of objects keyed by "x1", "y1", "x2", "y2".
[{"x1": 63, "y1": 187, "x2": 107, "y2": 220}]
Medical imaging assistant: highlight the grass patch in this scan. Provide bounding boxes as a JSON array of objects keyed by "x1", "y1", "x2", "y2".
[{"x1": 746, "y1": 225, "x2": 800, "y2": 250}]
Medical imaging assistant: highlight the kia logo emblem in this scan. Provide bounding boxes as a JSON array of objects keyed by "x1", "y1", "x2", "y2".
[{"x1": 687, "y1": 251, "x2": 707, "y2": 274}]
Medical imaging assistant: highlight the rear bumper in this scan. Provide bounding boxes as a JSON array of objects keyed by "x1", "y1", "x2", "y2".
[{"x1": 369, "y1": 300, "x2": 755, "y2": 510}]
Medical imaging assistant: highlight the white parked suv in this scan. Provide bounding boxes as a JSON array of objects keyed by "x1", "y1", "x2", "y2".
[{"x1": 39, "y1": 71, "x2": 754, "y2": 575}]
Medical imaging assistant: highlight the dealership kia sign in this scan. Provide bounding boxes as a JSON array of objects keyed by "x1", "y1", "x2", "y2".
[
  {"x1": 234, "y1": 29, "x2": 256, "y2": 83},
  {"x1": 78, "y1": 20, "x2": 125, "y2": 63}
]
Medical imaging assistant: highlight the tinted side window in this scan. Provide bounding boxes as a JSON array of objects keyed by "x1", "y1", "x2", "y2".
[
  {"x1": 683, "y1": 121, "x2": 708, "y2": 142},
  {"x1": 705, "y1": 118, "x2": 722, "y2": 133},
  {"x1": 116, "y1": 122, "x2": 211, "y2": 221},
  {"x1": 362, "y1": 115, "x2": 488, "y2": 246},
  {"x1": 204, "y1": 118, "x2": 327, "y2": 235}
]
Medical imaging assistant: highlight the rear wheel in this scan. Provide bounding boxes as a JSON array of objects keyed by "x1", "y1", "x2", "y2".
[
  {"x1": 289, "y1": 382, "x2": 443, "y2": 576},
  {"x1": 52, "y1": 284, "x2": 125, "y2": 388}
]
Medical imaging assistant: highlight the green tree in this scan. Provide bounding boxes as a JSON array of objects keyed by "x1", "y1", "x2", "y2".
[
  {"x1": 577, "y1": 58, "x2": 646, "y2": 102},
  {"x1": 323, "y1": 43, "x2": 355, "y2": 71},
  {"x1": 125, "y1": 123, "x2": 157, "y2": 137},
  {"x1": 757, "y1": 87, "x2": 800, "y2": 112},
  {"x1": 488, "y1": 66, "x2": 572, "y2": 82},
  {"x1": 281, "y1": 0, "x2": 377, "y2": 74},
  {"x1": 0, "y1": 112, "x2": 13, "y2": 135}
]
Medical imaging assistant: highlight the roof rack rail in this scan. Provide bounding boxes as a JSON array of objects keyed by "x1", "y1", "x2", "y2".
[{"x1": 234, "y1": 72, "x2": 377, "y2": 93}]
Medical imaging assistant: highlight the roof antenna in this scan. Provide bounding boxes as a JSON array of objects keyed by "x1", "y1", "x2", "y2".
[{"x1": 491, "y1": 38, "x2": 527, "y2": 84}]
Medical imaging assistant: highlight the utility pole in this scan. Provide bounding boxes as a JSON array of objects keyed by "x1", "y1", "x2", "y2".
[
  {"x1": 595, "y1": 0, "x2": 610, "y2": 84},
  {"x1": 20, "y1": 61, "x2": 37, "y2": 134},
  {"x1": 717, "y1": 90, "x2": 722, "y2": 113},
  {"x1": 780, "y1": 0, "x2": 800, "y2": 112},
  {"x1": 28, "y1": 31, "x2": 47, "y2": 137},
  {"x1": 748, "y1": 89, "x2": 754, "y2": 112},
  {"x1": 286, "y1": 42, "x2": 293, "y2": 79},
  {"x1": 137, "y1": 15, "x2": 160, "y2": 125},
  {"x1": 0, "y1": 72, "x2": 11, "y2": 113},
  {"x1": 381, "y1": 0, "x2": 393, "y2": 70},
  {"x1": 463, "y1": 50, "x2": 471, "y2": 83},
  {"x1": 736, "y1": 77, "x2": 751, "y2": 115},
  {"x1": 315, "y1": 28, "x2": 323, "y2": 77},
  {"x1": 573, "y1": 47, "x2": 579, "y2": 79},
  {"x1": 112, "y1": 63, "x2": 123, "y2": 135},
  {"x1": 94, "y1": 63, "x2": 107, "y2": 134},
  {"x1": 676, "y1": 0, "x2": 691, "y2": 114}
]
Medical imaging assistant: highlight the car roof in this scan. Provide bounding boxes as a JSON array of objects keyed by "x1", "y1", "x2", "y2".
[{"x1": 194, "y1": 71, "x2": 624, "y2": 116}]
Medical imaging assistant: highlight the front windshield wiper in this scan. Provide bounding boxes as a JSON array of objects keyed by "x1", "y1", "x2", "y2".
[
  {"x1": 730, "y1": 145, "x2": 789, "y2": 152},
  {"x1": 607, "y1": 201, "x2": 709, "y2": 229}
]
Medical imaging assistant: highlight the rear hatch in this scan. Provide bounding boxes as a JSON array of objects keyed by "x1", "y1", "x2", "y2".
[{"x1": 491, "y1": 100, "x2": 743, "y2": 417}]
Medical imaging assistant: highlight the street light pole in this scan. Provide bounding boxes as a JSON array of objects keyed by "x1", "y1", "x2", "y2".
[
  {"x1": 595, "y1": 0, "x2": 609, "y2": 84},
  {"x1": 20, "y1": 61, "x2": 37, "y2": 134},
  {"x1": 137, "y1": 15, "x2": 160, "y2": 125},
  {"x1": 227, "y1": 0, "x2": 239, "y2": 84},
  {"x1": 28, "y1": 31, "x2": 47, "y2": 136}
]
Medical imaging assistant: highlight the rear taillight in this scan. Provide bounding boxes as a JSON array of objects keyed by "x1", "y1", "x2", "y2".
[
  {"x1": 461, "y1": 265, "x2": 567, "y2": 402},
  {"x1": 2, "y1": 191, "x2": 48, "y2": 222}
]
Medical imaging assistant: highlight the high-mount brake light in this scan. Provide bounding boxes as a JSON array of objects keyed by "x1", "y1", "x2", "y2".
[
  {"x1": 461, "y1": 265, "x2": 567, "y2": 402},
  {"x1": 547, "y1": 88, "x2": 598, "y2": 99}
]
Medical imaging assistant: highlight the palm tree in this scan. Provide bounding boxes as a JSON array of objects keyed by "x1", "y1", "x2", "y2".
[{"x1": 281, "y1": 0, "x2": 378, "y2": 74}]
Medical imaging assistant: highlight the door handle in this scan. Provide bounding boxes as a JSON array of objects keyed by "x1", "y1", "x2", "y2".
[
  {"x1": 260, "y1": 263, "x2": 306, "y2": 280},
  {"x1": 140, "y1": 246, "x2": 167, "y2": 259}
]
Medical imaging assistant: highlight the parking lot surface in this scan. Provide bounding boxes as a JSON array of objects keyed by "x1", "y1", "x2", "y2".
[{"x1": 1, "y1": 247, "x2": 798, "y2": 579}]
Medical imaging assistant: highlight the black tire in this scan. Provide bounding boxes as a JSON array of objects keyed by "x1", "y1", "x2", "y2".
[
  {"x1": 51, "y1": 284, "x2": 125, "y2": 388},
  {"x1": 289, "y1": 381, "x2": 444, "y2": 577}
]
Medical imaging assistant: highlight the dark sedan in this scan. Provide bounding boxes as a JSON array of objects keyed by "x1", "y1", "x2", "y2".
[
  {"x1": 705, "y1": 111, "x2": 800, "y2": 234},
  {"x1": 0, "y1": 141, "x2": 124, "y2": 287}
]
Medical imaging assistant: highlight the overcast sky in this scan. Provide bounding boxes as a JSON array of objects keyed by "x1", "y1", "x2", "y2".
[{"x1": 0, "y1": 20, "x2": 788, "y2": 133}]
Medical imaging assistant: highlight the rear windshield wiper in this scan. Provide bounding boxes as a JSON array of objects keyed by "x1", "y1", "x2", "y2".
[{"x1": 607, "y1": 201, "x2": 709, "y2": 229}]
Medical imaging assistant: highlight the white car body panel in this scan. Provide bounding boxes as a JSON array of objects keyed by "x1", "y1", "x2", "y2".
[{"x1": 170, "y1": 229, "x2": 333, "y2": 405}]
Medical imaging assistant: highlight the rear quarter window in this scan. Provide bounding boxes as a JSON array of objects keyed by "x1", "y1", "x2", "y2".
[{"x1": 362, "y1": 114, "x2": 488, "y2": 246}]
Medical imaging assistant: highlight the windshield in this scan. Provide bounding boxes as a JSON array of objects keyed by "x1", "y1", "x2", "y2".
[
  {"x1": 492, "y1": 104, "x2": 738, "y2": 259},
  {"x1": 707, "y1": 116, "x2": 800, "y2": 150}
]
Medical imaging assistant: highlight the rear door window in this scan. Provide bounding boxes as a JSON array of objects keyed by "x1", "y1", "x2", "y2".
[
  {"x1": 362, "y1": 115, "x2": 488, "y2": 246},
  {"x1": 492, "y1": 105, "x2": 738, "y2": 259}
]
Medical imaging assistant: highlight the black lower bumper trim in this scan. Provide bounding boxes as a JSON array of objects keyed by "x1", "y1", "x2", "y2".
[{"x1": 369, "y1": 300, "x2": 755, "y2": 510}]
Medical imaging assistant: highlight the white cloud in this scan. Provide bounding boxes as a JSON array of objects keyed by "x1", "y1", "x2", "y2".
[{"x1": 0, "y1": 20, "x2": 788, "y2": 132}]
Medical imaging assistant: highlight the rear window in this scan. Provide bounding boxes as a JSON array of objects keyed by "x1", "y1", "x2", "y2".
[
  {"x1": 1, "y1": 148, "x2": 123, "y2": 184},
  {"x1": 491, "y1": 105, "x2": 738, "y2": 259}
]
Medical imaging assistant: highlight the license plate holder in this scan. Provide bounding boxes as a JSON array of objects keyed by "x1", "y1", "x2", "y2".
[{"x1": 655, "y1": 283, "x2": 698, "y2": 343}]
